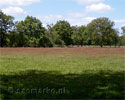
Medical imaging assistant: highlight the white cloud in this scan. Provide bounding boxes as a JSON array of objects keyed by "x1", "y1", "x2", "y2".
[
  {"x1": 114, "y1": 20, "x2": 125, "y2": 34},
  {"x1": 75, "y1": 0, "x2": 104, "y2": 5},
  {"x1": 85, "y1": 3, "x2": 113, "y2": 13},
  {"x1": 114, "y1": 20, "x2": 125, "y2": 23},
  {"x1": 0, "y1": 0, "x2": 41, "y2": 7},
  {"x1": 37, "y1": 13, "x2": 96, "y2": 26},
  {"x1": 37, "y1": 15, "x2": 63, "y2": 23},
  {"x1": 84, "y1": 17, "x2": 96, "y2": 22},
  {"x1": 2, "y1": 6, "x2": 27, "y2": 15},
  {"x1": 65, "y1": 17, "x2": 96, "y2": 26},
  {"x1": 67, "y1": 12, "x2": 85, "y2": 18}
]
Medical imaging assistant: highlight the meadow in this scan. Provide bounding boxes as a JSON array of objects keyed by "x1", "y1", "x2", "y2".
[{"x1": 0, "y1": 47, "x2": 125, "y2": 99}]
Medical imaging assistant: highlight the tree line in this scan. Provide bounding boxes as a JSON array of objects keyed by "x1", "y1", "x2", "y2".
[{"x1": 0, "y1": 11, "x2": 125, "y2": 47}]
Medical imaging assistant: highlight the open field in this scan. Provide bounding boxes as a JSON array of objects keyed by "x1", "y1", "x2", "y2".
[{"x1": 0, "y1": 47, "x2": 125, "y2": 99}]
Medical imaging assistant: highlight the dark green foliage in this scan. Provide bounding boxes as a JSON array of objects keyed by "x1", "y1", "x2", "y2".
[
  {"x1": 39, "y1": 35, "x2": 53, "y2": 47},
  {"x1": 121, "y1": 26, "x2": 125, "y2": 36},
  {"x1": 55, "y1": 39, "x2": 65, "y2": 47},
  {"x1": 71, "y1": 25, "x2": 87, "y2": 46},
  {"x1": 118, "y1": 26, "x2": 125, "y2": 46},
  {"x1": 8, "y1": 31, "x2": 19, "y2": 47},
  {"x1": 119, "y1": 36, "x2": 125, "y2": 46},
  {"x1": 86, "y1": 17, "x2": 119, "y2": 47},
  {"x1": 46, "y1": 24, "x2": 60, "y2": 46},
  {"x1": 16, "y1": 16, "x2": 45, "y2": 47},
  {"x1": 53, "y1": 20, "x2": 72, "y2": 46},
  {"x1": 0, "y1": 11, "x2": 14, "y2": 47},
  {"x1": 0, "y1": 11, "x2": 124, "y2": 47}
]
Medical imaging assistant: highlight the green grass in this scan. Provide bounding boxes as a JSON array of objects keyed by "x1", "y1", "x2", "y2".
[{"x1": 0, "y1": 49, "x2": 125, "y2": 99}]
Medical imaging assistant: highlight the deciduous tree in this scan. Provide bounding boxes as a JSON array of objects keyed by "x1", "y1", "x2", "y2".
[
  {"x1": 0, "y1": 11, "x2": 14, "y2": 47},
  {"x1": 53, "y1": 20, "x2": 72, "y2": 46},
  {"x1": 86, "y1": 17, "x2": 117, "y2": 47}
]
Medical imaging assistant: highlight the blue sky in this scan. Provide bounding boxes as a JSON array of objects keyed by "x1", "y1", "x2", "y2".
[{"x1": 0, "y1": 0, "x2": 125, "y2": 30}]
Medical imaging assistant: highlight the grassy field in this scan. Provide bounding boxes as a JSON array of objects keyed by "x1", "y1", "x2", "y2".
[{"x1": 0, "y1": 47, "x2": 125, "y2": 99}]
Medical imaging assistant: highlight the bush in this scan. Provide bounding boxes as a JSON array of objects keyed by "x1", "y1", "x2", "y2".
[{"x1": 39, "y1": 35, "x2": 53, "y2": 47}]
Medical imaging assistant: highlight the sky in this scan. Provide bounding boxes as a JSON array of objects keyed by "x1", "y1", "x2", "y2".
[{"x1": 0, "y1": 0, "x2": 125, "y2": 31}]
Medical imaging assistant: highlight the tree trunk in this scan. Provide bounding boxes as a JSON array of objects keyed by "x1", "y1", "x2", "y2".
[
  {"x1": 0, "y1": 32, "x2": 5, "y2": 47},
  {"x1": 101, "y1": 44, "x2": 103, "y2": 48},
  {"x1": 115, "y1": 44, "x2": 116, "y2": 48},
  {"x1": 115, "y1": 41, "x2": 117, "y2": 48}
]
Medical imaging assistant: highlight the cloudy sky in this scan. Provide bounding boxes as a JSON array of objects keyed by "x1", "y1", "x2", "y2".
[{"x1": 0, "y1": 0, "x2": 125, "y2": 29}]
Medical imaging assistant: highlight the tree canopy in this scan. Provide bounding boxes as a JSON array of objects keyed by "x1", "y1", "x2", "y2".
[
  {"x1": 0, "y1": 11, "x2": 124, "y2": 47},
  {"x1": 86, "y1": 17, "x2": 118, "y2": 47},
  {"x1": 53, "y1": 20, "x2": 72, "y2": 46}
]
